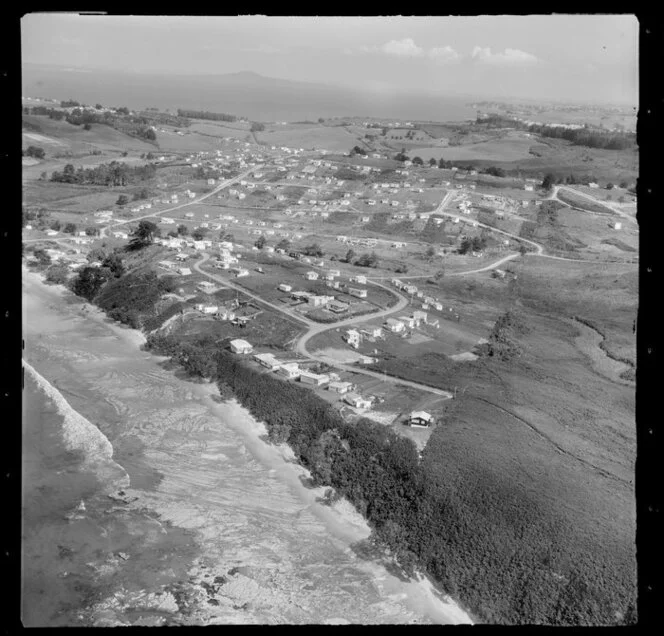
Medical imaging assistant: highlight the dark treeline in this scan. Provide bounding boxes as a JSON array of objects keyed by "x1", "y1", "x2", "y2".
[
  {"x1": 177, "y1": 108, "x2": 238, "y2": 122},
  {"x1": 50, "y1": 161, "x2": 157, "y2": 186},
  {"x1": 478, "y1": 114, "x2": 636, "y2": 150}
]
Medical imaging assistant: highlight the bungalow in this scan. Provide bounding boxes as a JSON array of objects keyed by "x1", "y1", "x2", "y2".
[
  {"x1": 413, "y1": 310, "x2": 428, "y2": 323},
  {"x1": 278, "y1": 283, "x2": 292, "y2": 292},
  {"x1": 523, "y1": 184, "x2": 534, "y2": 192},
  {"x1": 113, "y1": 231, "x2": 129, "y2": 239},
  {"x1": 409, "y1": 411, "x2": 433, "y2": 427},
  {"x1": 367, "y1": 199, "x2": 376, "y2": 206},
  {"x1": 175, "y1": 252, "x2": 188, "y2": 261},
  {"x1": 344, "y1": 393, "x2": 373, "y2": 409},
  {"x1": 277, "y1": 362, "x2": 301, "y2": 379},
  {"x1": 384, "y1": 318, "x2": 405, "y2": 333},
  {"x1": 253, "y1": 353, "x2": 282, "y2": 370},
  {"x1": 229, "y1": 339, "x2": 253, "y2": 354},
  {"x1": 361, "y1": 326, "x2": 383, "y2": 339},
  {"x1": 327, "y1": 299, "x2": 350, "y2": 313},
  {"x1": 326, "y1": 280, "x2": 341, "y2": 290},
  {"x1": 232, "y1": 268, "x2": 250, "y2": 278},
  {"x1": 308, "y1": 295, "x2": 333, "y2": 308},
  {"x1": 177, "y1": 267, "x2": 192, "y2": 276},
  {"x1": 215, "y1": 308, "x2": 236, "y2": 321},
  {"x1": 344, "y1": 329, "x2": 362, "y2": 349},
  {"x1": 159, "y1": 260, "x2": 177, "y2": 270},
  {"x1": 299, "y1": 372, "x2": 330, "y2": 387},
  {"x1": 404, "y1": 285, "x2": 418, "y2": 295},
  {"x1": 327, "y1": 269, "x2": 340, "y2": 277},
  {"x1": 292, "y1": 291, "x2": 314, "y2": 301},
  {"x1": 392, "y1": 242, "x2": 407, "y2": 248},
  {"x1": 305, "y1": 271, "x2": 319, "y2": 280},
  {"x1": 196, "y1": 304, "x2": 219, "y2": 314},
  {"x1": 327, "y1": 381, "x2": 353, "y2": 394},
  {"x1": 348, "y1": 287, "x2": 368, "y2": 299},
  {"x1": 350, "y1": 275, "x2": 367, "y2": 285}
]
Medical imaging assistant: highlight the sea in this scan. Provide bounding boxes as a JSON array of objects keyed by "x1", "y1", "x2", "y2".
[
  {"x1": 21, "y1": 66, "x2": 478, "y2": 123},
  {"x1": 21, "y1": 268, "x2": 473, "y2": 626}
]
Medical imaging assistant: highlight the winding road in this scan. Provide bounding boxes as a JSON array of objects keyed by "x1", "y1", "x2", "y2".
[{"x1": 192, "y1": 253, "x2": 452, "y2": 398}]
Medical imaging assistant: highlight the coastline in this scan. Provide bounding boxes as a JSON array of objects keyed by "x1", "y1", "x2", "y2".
[{"x1": 22, "y1": 266, "x2": 474, "y2": 625}]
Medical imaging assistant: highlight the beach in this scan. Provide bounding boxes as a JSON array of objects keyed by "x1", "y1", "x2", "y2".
[{"x1": 22, "y1": 267, "x2": 473, "y2": 626}]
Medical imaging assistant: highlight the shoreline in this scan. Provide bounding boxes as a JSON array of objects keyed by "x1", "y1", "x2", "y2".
[{"x1": 22, "y1": 266, "x2": 474, "y2": 625}]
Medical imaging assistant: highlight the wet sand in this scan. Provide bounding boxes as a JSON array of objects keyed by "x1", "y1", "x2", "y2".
[{"x1": 22, "y1": 267, "x2": 473, "y2": 626}]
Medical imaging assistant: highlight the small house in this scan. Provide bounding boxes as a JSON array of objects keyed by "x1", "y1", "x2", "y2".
[
  {"x1": 229, "y1": 339, "x2": 253, "y2": 354},
  {"x1": 348, "y1": 287, "x2": 368, "y2": 299},
  {"x1": 327, "y1": 300, "x2": 350, "y2": 313},
  {"x1": 305, "y1": 271, "x2": 319, "y2": 281},
  {"x1": 299, "y1": 372, "x2": 330, "y2": 387},
  {"x1": 278, "y1": 283, "x2": 292, "y2": 292},
  {"x1": 409, "y1": 411, "x2": 433, "y2": 427},
  {"x1": 253, "y1": 353, "x2": 282, "y2": 370},
  {"x1": 384, "y1": 318, "x2": 405, "y2": 333},
  {"x1": 177, "y1": 267, "x2": 192, "y2": 276},
  {"x1": 328, "y1": 381, "x2": 353, "y2": 394},
  {"x1": 344, "y1": 393, "x2": 372, "y2": 409},
  {"x1": 361, "y1": 326, "x2": 383, "y2": 339},
  {"x1": 344, "y1": 329, "x2": 362, "y2": 349},
  {"x1": 277, "y1": 363, "x2": 301, "y2": 379}
]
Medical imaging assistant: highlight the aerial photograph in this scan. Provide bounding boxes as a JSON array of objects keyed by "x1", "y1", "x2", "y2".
[{"x1": 21, "y1": 13, "x2": 638, "y2": 626}]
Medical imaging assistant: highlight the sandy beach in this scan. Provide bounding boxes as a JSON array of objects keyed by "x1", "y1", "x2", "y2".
[{"x1": 22, "y1": 267, "x2": 473, "y2": 626}]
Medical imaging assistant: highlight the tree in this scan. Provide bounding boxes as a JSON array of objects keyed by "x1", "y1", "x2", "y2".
[
  {"x1": 303, "y1": 243, "x2": 324, "y2": 257},
  {"x1": 116, "y1": 194, "x2": 129, "y2": 206},
  {"x1": 318, "y1": 118, "x2": 325, "y2": 124},
  {"x1": 606, "y1": 182, "x2": 614, "y2": 190},
  {"x1": 101, "y1": 252, "x2": 125, "y2": 278},
  {"x1": 395, "y1": 262, "x2": 408, "y2": 273},
  {"x1": 191, "y1": 227, "x2": 208, "y2": 240},
  {"x1": 45, "y1": 264, "x2": 70, "y2": 285},
  {"x1": 85, "y1": 226, "x2": 100, "y2": 236},
  {"x1": 177, "y1": 224, "x2": 189, "y2": 236},
  {"x1": 412, "y1": 156, "x2": 424, "y2": 165},
  {"x1": 250, "y1": 122, "x2": 265, "y2": 132},
  {"x1": 49, "y1": 219, "x2": 61, "y2": 231},
  {"x1": 345, "y1": 248, "x2": 356, "y2": 263},
  {"x1": 71, "y1": 266, "x2": 110, "y2": 301},
  {"x1": 519, "y1": 244, "x2": 528, "y2": 256},
  {"x1": 395, "y1": 152, "x2": 409, "y2": 162},
  {"x1": 619, "y1": 180, "x2": 629, "y2": 189},
  {"x1": 32, "y1": 248, "x2": 51, "y2": 267},
  {"x1": 356, "y1": 251, "x2": 379, "y2": 268},
  {"x1": 133, "y1": 188, "x2": 150, "y2": 201},
  {"x1": 83, "y1": 123, "x2": 91, "y2": 131},
  {"x1": 541, "y1": 173, "x2": 555, "y2": 190},
  {"x1": 429, "y1": 158, "x2": 437, "y2": 167},
  {"x1": 128, "y1": 220, "x2": 159, "y2": 249},
  {"x1": 276, "y1": 238, "x2": 291, "y2": 251},
  {"x1": 144, "y1": 129, "x2": 157, "y2": 141},
  {"x1": 40, "y1": 171, "x2": 48, "y2": 180},
  {"x1": 254, "y1": 235, "x2": 267, "y2": 249},
  {"x1": 25, "y1": 145, "x2": 46, "y2": 159},
  {"x1": 95, "y1": 103, "x2": 103, "y2": 110},
  {"x1": 63, "y1": 222, "x2": 77, "y2": 234},
  {"x1": 425, "y1": 245, "x2": 436, "y2": 261}
]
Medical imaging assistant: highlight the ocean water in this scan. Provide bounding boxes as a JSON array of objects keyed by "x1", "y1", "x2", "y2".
[
  {"x1": 21, "y1": 66, "x2": 477, "y2": 123},
  {"x1": 22, "y1": 270, "x2": 472, "y2": 626}
]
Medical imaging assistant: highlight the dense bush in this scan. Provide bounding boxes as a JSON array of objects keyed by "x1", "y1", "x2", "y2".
[{"x1": 50, "y1": 161, "x2": 157, "y2": 186}]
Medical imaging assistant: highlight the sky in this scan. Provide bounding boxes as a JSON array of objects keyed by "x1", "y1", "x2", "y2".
[{"x1": 21, "y1": 14, "x2": 639, "y2": 104}]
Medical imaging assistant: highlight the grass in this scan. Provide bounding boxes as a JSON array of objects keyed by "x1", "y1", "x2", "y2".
[{"x1": 557, "y1": 189, "x2": 618, "y2": 215}]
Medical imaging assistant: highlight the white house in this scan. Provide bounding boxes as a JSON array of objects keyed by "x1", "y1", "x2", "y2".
[
  {"x1": 614, "y1": 222, "x2": 623, "y2": 230},
  {"x1": 361, "y1": 326, "x2": 383, "y2": 339},
  {"x1": 278, "y1": 283, "x2": 292, "y2": 292},
  {"x1": 350, "y1": 275, "x2": 367, "y2": 285},
  {"x1": 348, "y1": 287, "x2": 368, "y2": 299},
  {"x1": 409, "y1": 411, "x2": 433, "y2": 427},
  {"x1": 253, "y1": 353, "x2": 282, "y2": 370},
  {"x1": 277, "y1": 362, "x2": 301, "y2": 379},
  {"x1": 328, "y1": 381, "x2": 353, "y2": 394},
  {"x1": 308, "y1": 295, "x2": 333, "y2": 308},
  {"x1": 344, "y1": 393, "x2": 372, "y2": 409},
  {"x1": 230, "y1": 339, "x2": 253, "y2": 354},
  {"x1": 384, "y1": 318, "x2": 405, "y2": 333},
  {"x1": 177, "y1": 267, "x2": 192, "y2": 276},
  {"x1": 305, "y1": 271, "x2": 319, "y2": 281},
  {"x1": 299, "y1": 372, "x2": 330, "y2": 387},
  {"x1": 344, "y1": 329, "x2": 362, "y2": 349}
]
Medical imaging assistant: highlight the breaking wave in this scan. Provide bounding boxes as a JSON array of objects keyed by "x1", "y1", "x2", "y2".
[{"x1": 23, "y1": 359, "x2": 130, "y2": 491}]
